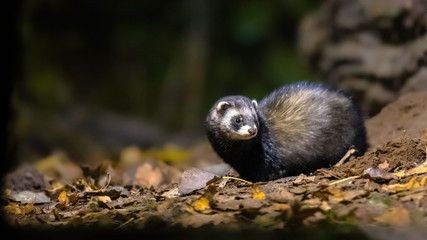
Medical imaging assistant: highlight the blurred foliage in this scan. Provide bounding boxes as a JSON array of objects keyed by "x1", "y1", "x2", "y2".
[
  {"x1": 16, "y1": 0, "x2": 317, "y2": 127},
  {"x1": 11, "y1": 0, "x2": 319, "y2": 162}
]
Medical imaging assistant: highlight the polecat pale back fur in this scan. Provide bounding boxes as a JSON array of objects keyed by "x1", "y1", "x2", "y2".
[{"x1": 205, "y1": 82, "x2": 367, "y2": 182}]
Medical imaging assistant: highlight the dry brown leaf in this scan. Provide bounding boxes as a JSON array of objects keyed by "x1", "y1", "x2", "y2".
[
  {"x1": 133, "y1": 163, "x2": 163, "y2": 188},
  {"x1": 268, "y1": 188, "x2": 295, "y2": 203},
  {"x1": 294, "y1": 174, "x2": 316, "y2": 184},
  {"x1": 273, "y1": 203, "x2": 291, "y2": 211},
  {"x1": 321, "y1": 201, "x2": 331, "y2": 211},
  {"x1": 120, "y1": 146, "x2": 143, "y2": 165},
  {"x1": 303, "y1": 198, "x2": 322, "y2": 208},
  {"x1": 378, "y1": 160, "x2": 389, "y2": 170},
  {"x1": 362, "y1": 167, "x2": 397, "y2": 182},
  {"x1": 179, "y1": 212, "x2": 235, "y2": 228},
  {"x1": 178, "y1": 168, "x2": 217, "y2": 195},
  {"x1": 374, "y1": 206, "x2": 410, "y2": 226},
  {"x1": 328, "y1": 188, "x2": 367, "y2": 204}
]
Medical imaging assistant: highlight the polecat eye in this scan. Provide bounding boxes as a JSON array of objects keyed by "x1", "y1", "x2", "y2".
[{"x1": 235, "y1": 117, "x2": 242, "y2": 124}]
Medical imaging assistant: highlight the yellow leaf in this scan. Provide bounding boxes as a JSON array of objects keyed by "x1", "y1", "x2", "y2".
[
  {"x1": 21, "y1": 203, "x2": 35, "y2": 215},
  {"x1": 141, "y1": 144, "x2": 190, "y2": 164},
  {"x1": 4, "y1": 203, "x2": 21, "y2": 214},
  {"x1": 393, "y1": 160, "x2": 427, "y2": 177},
  {"x1": 193, "y1": 197, "x2": 210, "y2": 211},
  {"x1": 252, "y1": 186, "x2": 266, "y2": 200},
  {"x1": 375, "y1": 206, "x2": 410, "y2": 226},
  {"x1": 98, "y1": 196, "x2": 112, "y2": 203},
  {"x1": 4, "y1": 203, "x2": 35, "y2": 215},
  {"x1": 382, "y1": 177, "x2": 425, "y2": 193},
  {"x1": 58, "y1": 190, "x2": 68, "y2": 203},
  {"x1": 420, "y1": 176, "x2": 427, "y2": 186}
]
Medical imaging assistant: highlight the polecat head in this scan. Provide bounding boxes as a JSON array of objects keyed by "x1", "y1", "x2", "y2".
[{"x1": 205, "y1": 96, "x2": 259, "y2": 140}]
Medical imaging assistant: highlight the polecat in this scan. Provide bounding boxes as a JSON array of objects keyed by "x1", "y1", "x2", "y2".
[{"x1": 205, "y1": 82, "x2": 367, "y2": 182}]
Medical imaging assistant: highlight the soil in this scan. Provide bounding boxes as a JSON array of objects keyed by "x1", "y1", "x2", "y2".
[
  {"x1": 2, "y1": 91, "x2": 427, "y2": 239},
  {"x1": 366, "y1": 91, "x2": 427, "y2": 148}
]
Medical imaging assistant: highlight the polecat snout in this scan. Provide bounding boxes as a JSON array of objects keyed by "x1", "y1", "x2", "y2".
[{"x1": 205, "y1": 82, "x2": 367, "y2": 182}]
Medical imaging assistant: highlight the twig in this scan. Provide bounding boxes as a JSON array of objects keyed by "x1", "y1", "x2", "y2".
[
  {"x1": 102, "y1": 172, "x2": 112, "y2": 190},
  {"x1": 334, "y1": 149, "x2": 356, "y2": 167},
  {"x1": 222, "y1": 176, "x2": 253, "y2": 185},
  {"x1": 116, "y1": 217, "x2": 135, "y2": 230},
  {"x1": 329, "y1": 176, "x2": 360, "y2": 185}
]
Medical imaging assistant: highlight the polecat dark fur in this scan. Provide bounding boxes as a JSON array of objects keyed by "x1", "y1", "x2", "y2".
[{"x1": 205, "y1": 82, "x2": 367, "y2": 182}]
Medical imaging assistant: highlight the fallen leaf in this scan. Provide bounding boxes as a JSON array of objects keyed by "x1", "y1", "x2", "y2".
[
  {"x1": 105, "y1": 185, "x2": 130, "y2": 199},
  {"x1": 58, "y1": 191, "x2": 68, "y2": 203},
  {"x1": 202, "y1": 163, "x2": 233, "y2": 176},
  {"x1": 193, "y1": 197, "x2": 210, "y2": 211},
  {"x1": 21, "y1": 203, "x2": 36, "y2": 215},
  {"x1": 378, "y1": 160, "x2": 389, "y2": 170},
  {"x1": 321, "y1": 201, "x2": 331, "y2": 211},
  {"x1": 328, "y1": 188, "x2": 367, "y2": 204},
  {"x1": 105, "y1": 197, "x2": 136, "y2": 209},
  {"x1": 303, "y1": 211, "x2": 326, "y2": 225},
  {"x1": 141, "y1": 144, "x2": 190, "y2": 164},
  {"x1": 179, "y1": 212, "x2": 235, "y2": 228},
  {"x1": 362, "y1": 167, "x2": 397, "y2": 182},
  {"x1": 98, "y1": 196, "x2": 112, "y2": 203},
  {"x1": 374, "y1": 206, "x2": 410, "y2": 226},
  {"x1": 294, "y1": 174, "x2": 316, "y2": 184},
  {"x1": 4, "y1": 203, "x2": 35, "y2": 215},
  {"x1": 393, "y1": 160, "x2": 427, "y2": 177},
  {"x1": 13, "y1": 191, "x2": 50, "y2": 204},
  {"x1": 133, "y1": 163, "x2": 163, "y2": 188},
  {"x1": 303, "y1": 198, "x2": 322, "y2": 208},
  {"x1": 35, "y1": 152, "x2": 82, "y2": 183},
  {"x1": 273, "y1": 203, "x2": 291, "y2": 211},
  {"x1": 161, "y1": 187, "x2": 180, "y2": 198},
  {"x1": 214, "y1": 198, "x2": 265, "y2": 211},
  {"x1": 382, "y1": 176, "x2": 426, "y2": 193},
  {"x1": 178, "y1": 168, "x2": 217, "y2": 195},
  {"x1": 68, "y1": 193, "x2": 79, "y2": 204},
  {"x1": 120, "y1": 146, "x2": 143, "y2": 165},
  {"x1": 252, "y1": 185, "x2": 266, "y2": 200},
  {"x1": 253, "y1": 191, "x2": 266, "y2": 200},
  {"x1": 401, "y1": 192, "x2": 424, "y2": 206},
  {"x1": 268, "y1": 188, "x2": 295, "y2": 203}
]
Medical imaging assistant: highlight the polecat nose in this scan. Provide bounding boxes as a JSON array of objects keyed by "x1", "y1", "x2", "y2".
[{"x1": 248, "y1": 128, "x2": 257, "y2": 136}]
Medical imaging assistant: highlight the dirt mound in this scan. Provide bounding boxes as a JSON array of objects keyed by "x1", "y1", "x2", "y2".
[
  {"x1": 365, "y1": 91, "x2": 427, "y2": 148},
  {"x1": 336, "y1": 137, "x2": 426, "y2": 177}
]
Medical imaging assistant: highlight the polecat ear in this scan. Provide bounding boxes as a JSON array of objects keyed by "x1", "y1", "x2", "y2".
[
  {"x1": 216, "y1": 101, "x2": 230, "y2": 115},
  {"x1": 252, "y1": 99, "x2": 258, "y2": 110}
]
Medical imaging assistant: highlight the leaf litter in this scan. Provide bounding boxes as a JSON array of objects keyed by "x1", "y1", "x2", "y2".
[
  {"x1": 2, "y1": 135, "x2": 426, "y2": 232},
  {"x1": 2, "y1": 97, "x2": 427, "y2": 237}
]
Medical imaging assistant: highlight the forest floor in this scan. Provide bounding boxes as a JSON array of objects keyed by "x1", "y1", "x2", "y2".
[{"x1": 2, "y1": 91, "x2": 427, "y2": 239}]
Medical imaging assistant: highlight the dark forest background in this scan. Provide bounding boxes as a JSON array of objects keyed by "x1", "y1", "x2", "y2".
[{"x1": 7, "y1": 0, "x2": 320, "y2": 167}]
